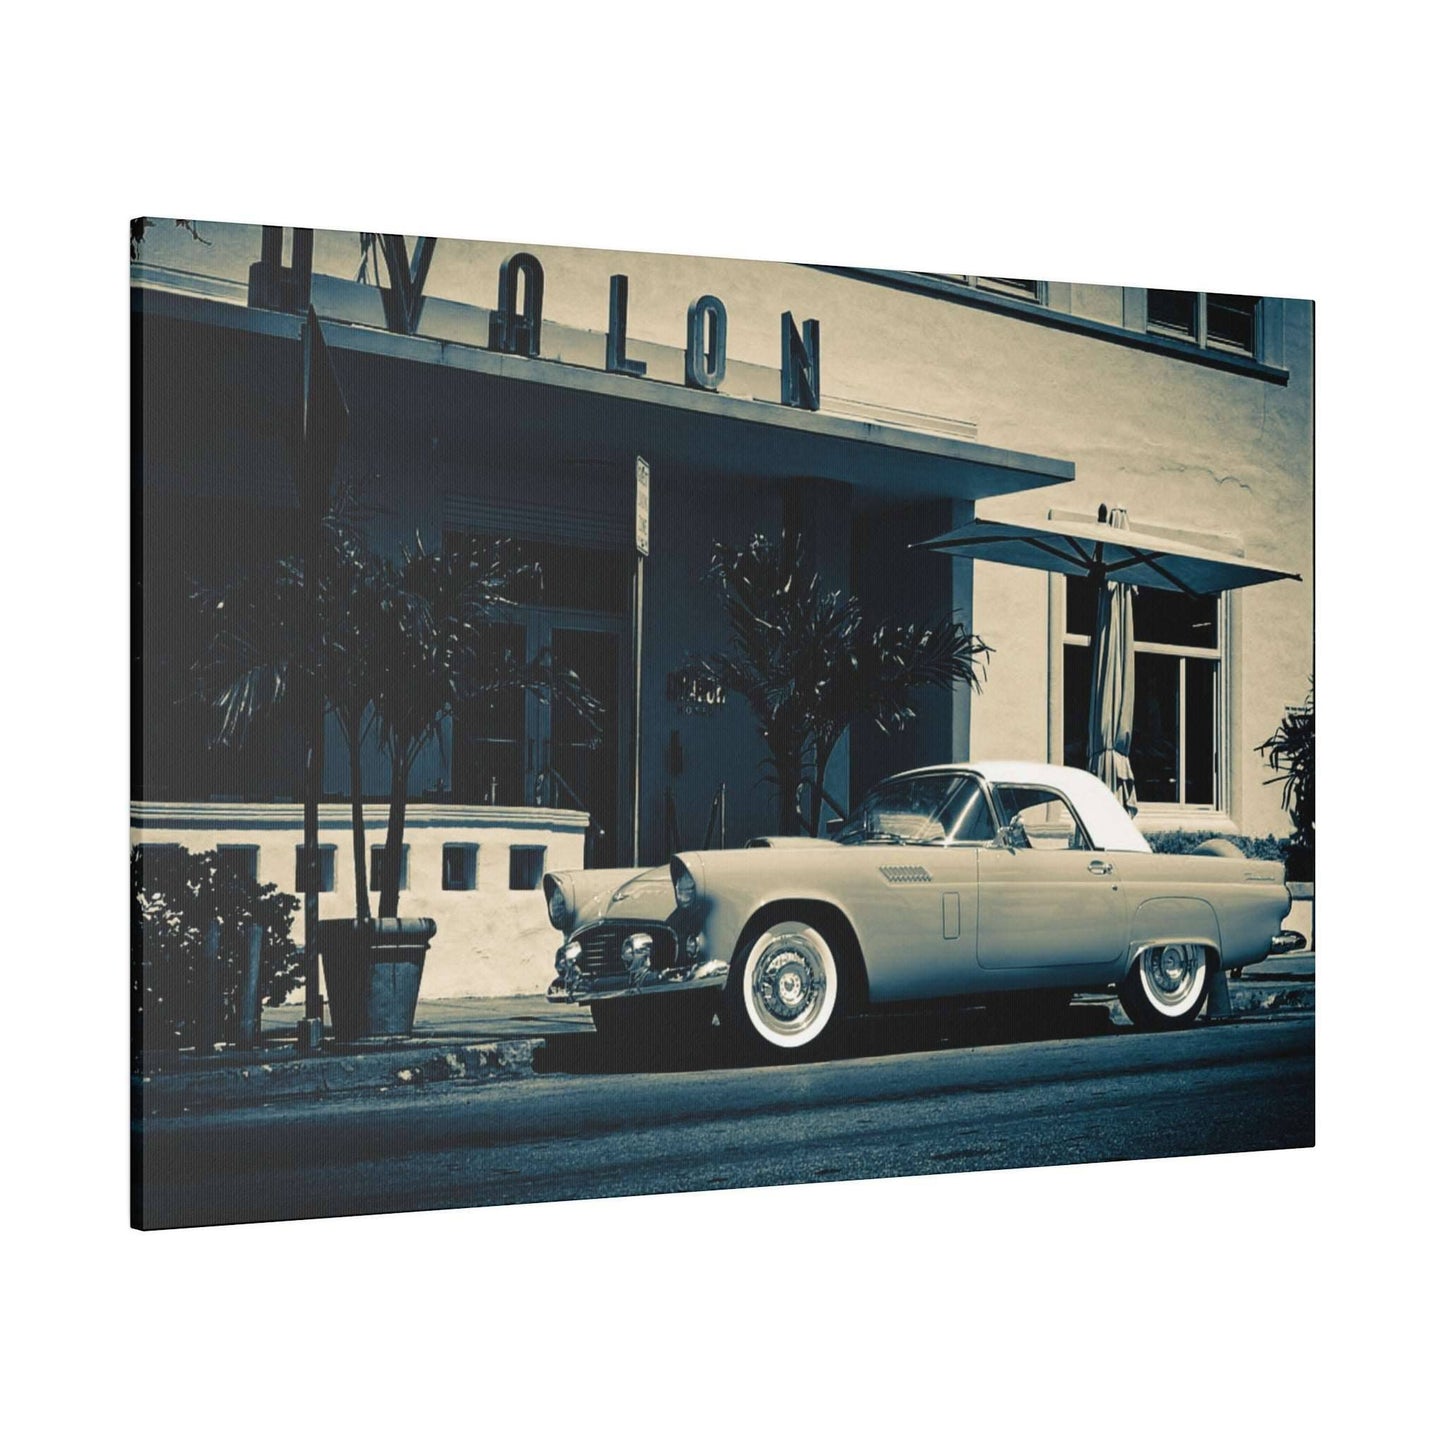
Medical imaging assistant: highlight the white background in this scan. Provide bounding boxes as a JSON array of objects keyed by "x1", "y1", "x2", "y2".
[{"x1": 3, "y1": 3, "x2": 1435, "y2": 1439}]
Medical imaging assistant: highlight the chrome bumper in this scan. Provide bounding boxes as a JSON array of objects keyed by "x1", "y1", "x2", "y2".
[{"x1": 547, "y1": 956, "x2": 730, "y2": 1005}]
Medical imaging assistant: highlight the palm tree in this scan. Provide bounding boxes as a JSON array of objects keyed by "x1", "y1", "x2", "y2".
[
  {"x1": 700, "y1": 530, "x2": 992, "y2": 836},
  {"x1": 193, "y1": 496, "x2": 383, "y2": 917},
  {"x1": 367, "y1": 534, "x2": 604, "y2": 917}
]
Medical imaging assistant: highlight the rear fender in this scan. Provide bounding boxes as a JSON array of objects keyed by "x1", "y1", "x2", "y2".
[{"x1": 1126, "y1": 898, "x2": 1221, "y2": 980}]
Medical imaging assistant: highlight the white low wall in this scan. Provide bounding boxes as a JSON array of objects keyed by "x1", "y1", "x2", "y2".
[{"x1": 131, "y1": 802, "x2": 587, "y2": 998}]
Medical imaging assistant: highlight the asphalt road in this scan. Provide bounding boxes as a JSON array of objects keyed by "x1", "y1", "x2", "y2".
[{"x1": 136, "y1": 1010, "x2": 1314, "y2": 1229}]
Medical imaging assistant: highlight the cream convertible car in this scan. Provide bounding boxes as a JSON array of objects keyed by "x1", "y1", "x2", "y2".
[{"x1": 544, "y1": 762, "x2": 1292, "y2": 1060}]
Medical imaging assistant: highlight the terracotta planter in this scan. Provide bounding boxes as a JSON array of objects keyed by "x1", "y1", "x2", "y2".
[{"x1": 319, "y1": 917, "x2": 437, "y2": 1042}]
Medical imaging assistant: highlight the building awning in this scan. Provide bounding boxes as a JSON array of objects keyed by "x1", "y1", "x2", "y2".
[
  {"x1": 134, "y1": 286, "x2": 1075, "y2": 506},
  {"x1": 915, "y1": 510, "x2": 1301, "y2": 597}
]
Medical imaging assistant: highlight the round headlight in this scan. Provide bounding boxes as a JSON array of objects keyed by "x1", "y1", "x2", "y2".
[
  {"x1": 673, "y1": 868, "x2": 696, "y2": 909},
  {"x1": 544, "y1": 876, "x2": 572, "y2": 932}
]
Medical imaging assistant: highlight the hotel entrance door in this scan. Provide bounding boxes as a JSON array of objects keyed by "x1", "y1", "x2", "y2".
[{"x1": 453, "y1": 613, "x2": 627, "y2": 867}]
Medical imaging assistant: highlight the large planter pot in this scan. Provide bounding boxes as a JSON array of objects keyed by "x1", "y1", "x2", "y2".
[{"x1": 319, "y1": 917, "x2": 438, "y2": 1042}]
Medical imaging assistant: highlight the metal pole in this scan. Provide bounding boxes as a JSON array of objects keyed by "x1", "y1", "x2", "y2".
[
  {"x1": 300, "y1": 333, "x2": 324, "y2": 1049},
  {"x1": 198, "y1": 917, "x2": 222, "y2": 1054},
  {"x1": 237, "y1": 920, "x2": 263, "y2": 1050},
  {"x1": 631, "y1": 553, "x2": 644, "y2": 867}
]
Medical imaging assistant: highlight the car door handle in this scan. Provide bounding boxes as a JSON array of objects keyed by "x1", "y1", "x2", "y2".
[{"x1": 1088, "y1": 859, "x2": 1114, "y2": 875}]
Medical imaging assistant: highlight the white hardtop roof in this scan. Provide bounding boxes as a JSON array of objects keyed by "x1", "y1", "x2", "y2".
[{"x1": 891, "y1": 761, "x2": 1152, "y2": 853}]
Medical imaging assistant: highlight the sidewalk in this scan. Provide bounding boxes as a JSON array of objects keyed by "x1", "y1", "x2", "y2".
[{"x1": 133, "y1": 953, "x2": 1314, "y2": 1118}]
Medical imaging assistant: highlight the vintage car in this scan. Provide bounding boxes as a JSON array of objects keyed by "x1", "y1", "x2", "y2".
[{"x1": 544, "y1": 762, "x2": 1293, "y2": 1060}]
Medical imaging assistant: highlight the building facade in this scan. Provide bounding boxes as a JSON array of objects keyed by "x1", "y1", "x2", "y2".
[{"x1": 132, "y1": 224, "x2": 1313, "y2": 998}]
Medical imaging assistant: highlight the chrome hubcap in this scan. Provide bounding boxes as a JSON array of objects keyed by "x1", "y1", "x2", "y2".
[
  {"x1": 1143, "y1": 943, "x2": 1203, "y2": 1007},
  {"x1": 750, "y1": 932, "x2": 830, "y2": 1038}
]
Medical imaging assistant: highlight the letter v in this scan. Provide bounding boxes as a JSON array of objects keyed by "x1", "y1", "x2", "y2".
[{"x1": 375, "y1": 234, "x2": 437, "y2": 335}]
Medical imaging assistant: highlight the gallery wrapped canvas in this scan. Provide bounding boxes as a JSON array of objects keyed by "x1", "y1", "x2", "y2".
[{"x1": 132, "y1": 221, "x2": 1313, "y2": 1229}]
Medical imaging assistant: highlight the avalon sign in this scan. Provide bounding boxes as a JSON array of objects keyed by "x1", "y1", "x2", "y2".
[{"x1": 491, "y1": 252, "x2": 822, "y2": 412}]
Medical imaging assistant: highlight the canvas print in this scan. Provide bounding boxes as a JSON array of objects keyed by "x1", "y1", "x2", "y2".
[{"x1": 131, "y1": 221, "x2": 1314, "y2": 1229}]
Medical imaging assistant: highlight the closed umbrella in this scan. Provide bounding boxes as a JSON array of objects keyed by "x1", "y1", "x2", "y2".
[{"x1": 1088, "y1": 507, "x2": 1137, "y2": 813}]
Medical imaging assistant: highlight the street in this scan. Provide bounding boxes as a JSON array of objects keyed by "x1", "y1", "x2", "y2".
[{"x1": 136, "y1": 1009, "x2": 1314, "y2": 1229}]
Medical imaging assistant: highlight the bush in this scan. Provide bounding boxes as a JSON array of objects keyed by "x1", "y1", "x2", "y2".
[
  {"x1": 1146, "y1": 830, "x2": 1289, "y2": 864},
  {"x1": 132, "y1": 845, "x2": 302, "y2": 1055},
  {"x1": 1258, "y1": 690, "x2": 1315, "y2": 884}
]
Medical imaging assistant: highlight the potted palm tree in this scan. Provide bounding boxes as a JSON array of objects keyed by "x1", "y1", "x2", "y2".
[
  {"x1": 199, "y1": 522, "x2": 600, "y2": 1040},
  {"x1": 318, "y1": 533, "x2": 540, "y2": 1039}
]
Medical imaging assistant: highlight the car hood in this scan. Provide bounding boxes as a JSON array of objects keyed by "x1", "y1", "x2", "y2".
[{"x1": 568, "y1": 864, "x2": 678, "y2": 931}]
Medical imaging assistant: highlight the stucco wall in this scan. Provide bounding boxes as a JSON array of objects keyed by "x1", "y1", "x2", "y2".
[
  {"x1": 136, "y1": 224, "x2": 1312, "y2": 842},
  {"x1": 132, "y1": 805, "x2": 586, "y2": 997}
]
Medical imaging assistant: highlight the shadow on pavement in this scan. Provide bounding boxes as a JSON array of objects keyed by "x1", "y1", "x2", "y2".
[{"x1": 534, "y1": 1002, "x2": 1120, "y2": 1077}]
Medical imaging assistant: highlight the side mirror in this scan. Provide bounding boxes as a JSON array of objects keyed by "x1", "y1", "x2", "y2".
[{"x1": 993, "y1": 820, "x2": 1028, "y2": 852}]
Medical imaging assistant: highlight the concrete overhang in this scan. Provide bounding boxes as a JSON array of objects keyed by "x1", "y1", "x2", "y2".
[{"x1": 134, "y1": 284, "x2": 1075, "y2": 506}]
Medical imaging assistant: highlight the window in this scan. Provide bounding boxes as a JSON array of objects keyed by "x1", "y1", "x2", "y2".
[
  {"x1": 216, "y1": 844, "x2": 258, "y2": 884},
  {"x1": 442, "y1": 843, "x2": 478, "y2": 891},
  {"x1": 926, "y1": 274, "x2": 1044, "y2": 303},
  {"x1": 1147, "y1": 290, "x2": 1261, "y2": 357},
  {"x1": 992, "y1": 785, "x2": 1089, "y2": 850},
  {"x1": 369, "y1": 844, "x2": 409, "y2": 892},
  {"x1": 509, "y1": 845, "x2": 546, "y2": 891},
  {"x1": 294, "y1": 844, "x2": 336, "y2": 893},
  {"x1": 1063, "y1": 576, "x2": 1223, "y2": 809},
  {"x1": 136, "y1": 843, "x2": 184, "y2": 890}
]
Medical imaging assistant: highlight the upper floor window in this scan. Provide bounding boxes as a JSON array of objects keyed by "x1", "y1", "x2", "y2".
[
  {"x1": 928, "y1": 274, "x2": 1044, "y2": 303},
  {"x1": 1147, "y1": 290, "x2": 1261, "y2": 357}
]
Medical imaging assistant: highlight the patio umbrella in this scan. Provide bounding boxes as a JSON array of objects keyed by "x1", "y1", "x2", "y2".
[
  {"x1": 1088, "y1": 508, "x2": 1137, "y2": 813},
  {"x1": 914, "y1": 508, "x2": 1302, "y2": 597},
  {"x1": 914, "y1": 504, "x2": 1301, "y2": 802}
]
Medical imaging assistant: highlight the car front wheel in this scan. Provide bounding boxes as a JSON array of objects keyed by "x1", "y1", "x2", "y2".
[
  {"x1": 723, "y1": 918, "x2": 848, "y2": 1060},
  {"x1": 1119, "y1": 943, "x2": 1210, "y2": 1030}
]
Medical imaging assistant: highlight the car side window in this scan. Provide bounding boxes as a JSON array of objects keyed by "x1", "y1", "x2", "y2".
[{"x1": 993, "y1": 786, "x2": 1090, "y2": 851}]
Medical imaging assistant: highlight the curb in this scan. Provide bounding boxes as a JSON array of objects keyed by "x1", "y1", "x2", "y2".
[{"x1": 134, "y1": 1038, "x2": 544, "y2": 1117}]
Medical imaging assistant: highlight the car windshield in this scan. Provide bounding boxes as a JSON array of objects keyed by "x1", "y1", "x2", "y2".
[{"x1": 834, "y1": 773, "x2": 985, "y2": 845}]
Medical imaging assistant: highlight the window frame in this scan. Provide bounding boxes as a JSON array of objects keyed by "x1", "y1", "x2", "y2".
[
  {"x1": 441, "y1": 842, "x2": 479, "y2": 892},
  {"x1": 1146, "y1": 290, "x2": 1262, "y2": 361},
  {"x1": 368, "y1": 843, "x2": 409, "y2": 893},
  {"x1": 988, "y1": 783, "x2": 1095, "y2": 851},
  {"x1": 294, "y1": 842, "x2": 336, "y2": 893},
  {"x1": 1051, "y1": 574, "x2": 1237, "y2": 824},
  {"x1": 924, "y1": 274, "x2": 1046, "y2": 305},
  {"x1": 216, "y1": 843, "x2": 259, "y2": 884},
  {"x1": 509, "y1": 845, "x2": 547, "y2": 891}
]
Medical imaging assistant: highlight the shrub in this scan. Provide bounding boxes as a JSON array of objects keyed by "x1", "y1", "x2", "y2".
[
  {"x1": 1146, "y1": 830, "x2": 1289, "y2": 864},
  {"x1": 1258, "y1": 689, "x2": 1315, "y2": 883},
  {"x1": 132, "y1": 845, "x2": 302, "y2": 1055}
]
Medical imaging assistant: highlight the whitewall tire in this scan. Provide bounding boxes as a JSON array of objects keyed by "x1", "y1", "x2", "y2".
[
  {"x1": 726, "y1": 920, "x2": 845, "y2": 1058},
  {"x1": 1120, "y1": 943, "x2": 1211, "y2": 1030}
]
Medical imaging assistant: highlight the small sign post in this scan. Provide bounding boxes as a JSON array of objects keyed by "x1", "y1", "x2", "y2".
[{"x1": 632, "y1": 457, "x2": 649, "y2": 866}]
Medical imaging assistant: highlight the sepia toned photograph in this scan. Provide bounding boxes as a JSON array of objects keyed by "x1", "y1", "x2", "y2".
[{"x1": 132, "y1": 220, "x2": 1314, "y2": 1230}]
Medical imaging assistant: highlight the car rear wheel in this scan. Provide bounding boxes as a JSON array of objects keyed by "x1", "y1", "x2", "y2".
[
  {"x1": 1119, "y1": 943, "x2": 1210, "y2": 1030},
  {"x1": 722, "y1": 918, "x2": 848, "y2": 1061}
]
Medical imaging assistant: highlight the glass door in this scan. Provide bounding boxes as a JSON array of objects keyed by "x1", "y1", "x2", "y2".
[
  {"x1": 538, "y1": 621, "x2": 624, "y2": 867},
  {"x1": 454, "y1": 611, "x2": 627, "y2": 867}
]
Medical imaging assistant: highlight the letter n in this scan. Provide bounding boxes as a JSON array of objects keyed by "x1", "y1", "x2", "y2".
[{"x1": 780, "y1": 311, "x2": 821, "y2": 410}]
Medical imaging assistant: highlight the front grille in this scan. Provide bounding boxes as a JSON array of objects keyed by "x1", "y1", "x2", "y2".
[{"x1": 574, "y1": 925, "x2": 677, "y2": 974}]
